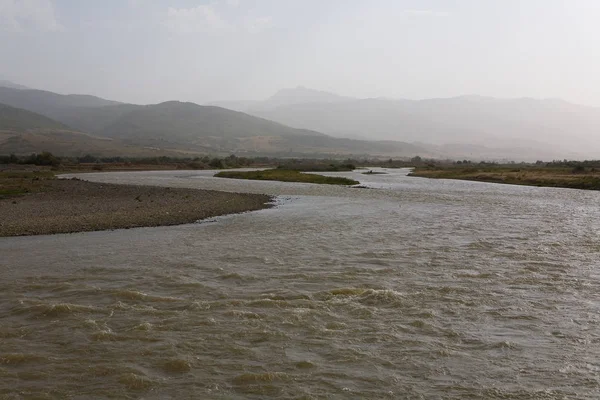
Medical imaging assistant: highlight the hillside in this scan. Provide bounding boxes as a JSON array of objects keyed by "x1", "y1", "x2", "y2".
[
  {"x1": 97, "y1": 101, "x2": 434, "y2": 157},
  {"x1": 230, "y1": 134, "x2": 432, "y2": 158},
  {"x1": 101, "y1": 101, "x2": 325, "y2": 140},
  {"x1": 0, "y1": 102, "x2": 198, "y2": 157},
  {"x1": 53, "y1": 103, "x2": 144, "y2": 133},
  {"x1": 0, "y1": 103, "x2": 70, "y2": 132},
  {"x1": 0, "y1": 130, "x2": 201, "y2": 157},
  {"x1": 95, "y1": 101, "x2": 328, "y2": 151},
  {"x1": 0, "y1": 87, "x2": 121, "y2": 121}
]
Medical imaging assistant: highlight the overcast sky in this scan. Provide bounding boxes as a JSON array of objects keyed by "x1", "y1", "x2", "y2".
[{"x1": 1, "y1": 0, "x2": 598, "y2": 106}]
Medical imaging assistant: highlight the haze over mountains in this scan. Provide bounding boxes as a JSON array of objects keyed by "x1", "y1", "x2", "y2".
[
  {"x1": 0, "y1": 82, "x2": 427, "y2": 158},
  {"x1": 213, "y1": 87, "x2": 600, "y2": 160},
  {"x1": 1, "y1": 79, "x2": 599, "y2": 160}
]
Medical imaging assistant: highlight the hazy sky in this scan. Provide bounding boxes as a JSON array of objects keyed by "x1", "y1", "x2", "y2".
[{"x1": 1, "y1": 0, "x2": 599, "y2": 106}]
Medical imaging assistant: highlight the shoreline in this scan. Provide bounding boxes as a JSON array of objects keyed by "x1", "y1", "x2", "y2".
[{"x1": 0, "y1": 178, "x2": 273, "y2": 237}]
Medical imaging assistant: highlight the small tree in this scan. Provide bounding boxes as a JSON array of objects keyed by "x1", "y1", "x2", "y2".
[
  {"x1": 78, "y1": 154, "x2": 98, "y2": 163},
  {"x1": 209, "y1": 158, "x2": 225, "y2": 169},
  {"x1": 0, "y1": 153, "x2": 19, "y2": 164},
  {"x1": 24, "y1": 152, "x2": 61, "y2": 167}
]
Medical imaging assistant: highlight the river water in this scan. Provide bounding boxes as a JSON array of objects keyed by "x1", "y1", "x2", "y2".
[{"x1": 2, "y1": 168, "x2": 600, "y2": 399}]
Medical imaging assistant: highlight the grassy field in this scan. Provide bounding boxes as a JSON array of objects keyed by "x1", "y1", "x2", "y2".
[
  {"x1": 0, "y1": 170, "x2": 56, "y2": 199},
  {"x1": 215, "y1": 169, "x2": 359, "y2": 185},
  {"x1": 409, "y1": 165, "x2": 600, "y2": 190}
]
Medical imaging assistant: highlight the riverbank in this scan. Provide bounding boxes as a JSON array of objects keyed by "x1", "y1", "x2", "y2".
[
  {"x1": 0, "y1": 172, "x2": 272, "y2": 237},
  {"x1": 409, "y1": 165, "x2": 600, "y2": 190}
]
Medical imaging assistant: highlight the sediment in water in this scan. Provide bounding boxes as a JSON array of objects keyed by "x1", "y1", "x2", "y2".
[{"x1": 0, "y1": 179, "x2": 273, "y2": 237}]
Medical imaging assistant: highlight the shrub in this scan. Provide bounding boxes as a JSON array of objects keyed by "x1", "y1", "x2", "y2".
[{"x1": 23, "y1": 152, "x2": 61, "y2": 167}]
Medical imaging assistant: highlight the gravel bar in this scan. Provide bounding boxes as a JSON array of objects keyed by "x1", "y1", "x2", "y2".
[{"x1": 0, "y1": 179, "x2": 273, "y2": 237}]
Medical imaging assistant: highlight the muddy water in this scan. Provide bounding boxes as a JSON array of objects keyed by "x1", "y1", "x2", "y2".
[{"x1": 2, "y1": 169, "x2": 600, "y2": 399}]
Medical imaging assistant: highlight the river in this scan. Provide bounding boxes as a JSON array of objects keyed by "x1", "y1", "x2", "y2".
[{"x1": 1, "y1": 168, "x2": 600, "y2": 399}]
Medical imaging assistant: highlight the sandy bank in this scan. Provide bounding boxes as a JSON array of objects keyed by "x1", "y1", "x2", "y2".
[{"x1": 0, "y1": 178, "x2": 272, "y2": 237}]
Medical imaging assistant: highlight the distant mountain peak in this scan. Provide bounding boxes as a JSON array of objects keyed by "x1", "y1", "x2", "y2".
[
  {"x1": 265, "y1": 86, "x2": 353, "y2": 107},
  {"x1": 156, "y1": 100, "x2": 196, "y2": 107}
]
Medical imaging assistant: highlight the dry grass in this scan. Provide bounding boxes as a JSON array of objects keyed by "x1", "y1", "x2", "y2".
[
  {"x1": 410, "y1": 166, "x2": 600, "y2": 190},
  {"x1": 0, "y1": 170, "x2": 56, "y2": 199}
]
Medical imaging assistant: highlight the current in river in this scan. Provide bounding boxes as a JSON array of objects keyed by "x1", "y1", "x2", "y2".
[{"x1": 2, "y1": 168, "x2": 600, "y2": 399}]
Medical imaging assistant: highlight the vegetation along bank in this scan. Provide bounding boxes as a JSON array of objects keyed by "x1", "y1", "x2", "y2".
[
  {"x1": 409, "y1": 160, "x2": 600, "y2": 191},
  {"x1": 215, "y1": 169, "x2": 359, "y2": 186}
]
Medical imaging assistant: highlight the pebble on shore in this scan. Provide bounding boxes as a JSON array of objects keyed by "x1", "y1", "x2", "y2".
[{"x1": 0, "y1": 179, "x2": 273, "y2": 237}]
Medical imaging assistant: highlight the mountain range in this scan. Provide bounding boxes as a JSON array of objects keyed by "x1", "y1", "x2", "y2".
[
  {"x1": 1, "y1": 79, "x2": 598, "y2": 160},
  {"x1": 0, "y1": 83, "x2": 428, "y2": 158},
  {"x1": 212, "y1": 87, "x2": 600, "y2": 160},
  {"x1": 0, "y1": 102, "x2": 198, "y2": 158}
]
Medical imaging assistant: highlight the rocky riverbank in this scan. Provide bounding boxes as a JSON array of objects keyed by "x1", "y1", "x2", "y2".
[{"x1": 0, "y1": 178, "x2": 272, "y2": 237}]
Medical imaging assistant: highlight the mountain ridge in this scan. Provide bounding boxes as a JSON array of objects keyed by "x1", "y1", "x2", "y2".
[
  {"x1": 0, "y1": 102, "x2": 70, "y2": 132},
  {"x1": 212, "y1": 86, "x2": 600, "y2": 158},
  {"x1": 0, "y1": 80, "x2": 31, "y2": 90},
  {"x1": 0, "y1": 88, "x2": 433, "y2": 158},
  {"x1": 0, "y1": 82, "x2": 596, "y2": 160}
]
